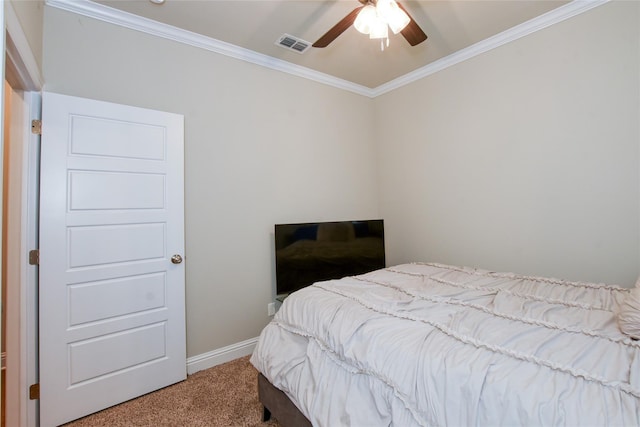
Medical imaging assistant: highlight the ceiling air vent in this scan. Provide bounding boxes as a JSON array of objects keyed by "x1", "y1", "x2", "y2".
[{"x1": 275, "y1": 34, "x2": 311, "y2": 54}]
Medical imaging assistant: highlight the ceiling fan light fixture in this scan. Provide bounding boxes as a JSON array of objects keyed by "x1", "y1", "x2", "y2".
[
  {"x1": 353, "y1": 0, "x2": 410, "y2": 45},
  {"x1": 354, "y1": 5, "x2": 377, "y2": 34},
  {"x1": 382, "y1": 1, "x2": 411, "y2": 34},
  {"x1": 368, "y1": 17, "x2": 388, "y2": 40},
  {"x1": 312, "y1": 0, "x2": 426, "y2": 50}
]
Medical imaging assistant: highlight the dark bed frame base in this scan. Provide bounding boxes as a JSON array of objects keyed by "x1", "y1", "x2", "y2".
[{"x1": 258, "y1": 373, "x2": 312, "y2": 427}]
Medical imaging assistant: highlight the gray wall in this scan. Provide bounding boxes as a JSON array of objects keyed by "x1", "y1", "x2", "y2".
[
  {"x1": 8, "y1": 0, "x2": 44, "y2": 74},
  {"x1": 375, "y1": 1, "x2": 640, "y2": 286},
  {"x1": 42, "y1": 6, "x2": 381, "y2": 357},
  {"x1": 41, "y1": 1, "x2": 640, "y2": 360}
]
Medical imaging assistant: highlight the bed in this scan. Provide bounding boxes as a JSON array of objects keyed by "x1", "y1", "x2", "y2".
[{"x1": 251, "y1": 262, "x2": 640, "y2": 426}]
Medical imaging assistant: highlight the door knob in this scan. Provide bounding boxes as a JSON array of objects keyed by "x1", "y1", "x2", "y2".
[{"x1": 171, "y1": 254, "x2": 183, "y2": 264}]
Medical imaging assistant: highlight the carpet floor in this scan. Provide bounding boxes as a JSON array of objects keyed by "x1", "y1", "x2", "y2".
[{"x1": 63, "y1": 356, "x2": 281, "y2": 427}]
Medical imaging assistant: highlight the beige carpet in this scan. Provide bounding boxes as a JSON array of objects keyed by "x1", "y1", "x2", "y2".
[{"x1": 63, "y1": 356, "x2": 281, "y2": 427}]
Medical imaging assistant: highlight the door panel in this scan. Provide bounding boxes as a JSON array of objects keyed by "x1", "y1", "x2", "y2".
[
  {"x1": 39, "y1": 92, "x2": 186, "y2": 427},
  {"x1": 69, "y1": 322, "x2": 167, "y2": 384},
  {"x1": 70, "y1": 116, "x2": 166, "y2": 160},
  {"x1": 69, "y1": 171, "x2": 166, "y2": 210},
  {"x1": 68, "y1": 273, "x2": 166, "y2": 325},
  {"x1": 68, "y1": 223, "x2": 166, "y2": 267}
]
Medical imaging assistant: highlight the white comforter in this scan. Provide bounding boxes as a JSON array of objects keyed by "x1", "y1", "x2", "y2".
[{"x1": 251, "y1": 263, "x2": 640, "y2": 426}]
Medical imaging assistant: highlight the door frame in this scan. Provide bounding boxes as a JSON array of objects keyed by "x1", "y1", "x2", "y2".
[{"x1": 3, "y1": 2, "x2": 43, "y2": 427}]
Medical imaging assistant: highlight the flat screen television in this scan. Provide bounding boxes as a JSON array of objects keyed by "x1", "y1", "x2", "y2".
[{"x1": 274, "y1": 219, "x2": 385, "y2": 296}]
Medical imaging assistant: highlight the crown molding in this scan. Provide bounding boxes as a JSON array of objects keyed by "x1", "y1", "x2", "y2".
[
  {"x1": 46, "y1": 0, "x2": 608, "y2": 99},
  {"x1": 45, "y1": 0, "x2": 375, "y2": 97}
]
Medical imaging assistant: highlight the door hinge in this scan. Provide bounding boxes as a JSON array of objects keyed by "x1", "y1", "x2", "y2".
[
  {"x1": 31, "y1": 119, "x2": 41, "y2": 135},
  {"x1": 29, "y1": 383, "x2": 39, "y2": 400},
  {"x1": 29, "y1": 249, "x2": 39, "y2": 265}
]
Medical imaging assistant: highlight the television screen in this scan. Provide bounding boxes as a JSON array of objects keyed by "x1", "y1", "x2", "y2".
[{"x1": 274, "y1": 219, "x2": 385, "y2": 296}]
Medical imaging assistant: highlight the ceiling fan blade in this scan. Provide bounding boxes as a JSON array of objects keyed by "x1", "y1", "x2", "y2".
[
  {"x1": 397, "y1": 2, "x2": 427, "y2": 46},
  {"x1": 313, "y1": 6, "x2": 364, "y2": 48}
]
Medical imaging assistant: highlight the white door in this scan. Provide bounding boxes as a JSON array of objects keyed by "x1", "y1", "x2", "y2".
[{"x1": 39, "y1": 92, "x2": 186, "y2": 427}]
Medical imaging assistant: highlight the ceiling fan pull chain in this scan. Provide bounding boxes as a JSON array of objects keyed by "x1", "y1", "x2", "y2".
[{"x1": 380, "y1": 36, "x2": 389, "y2": 51}]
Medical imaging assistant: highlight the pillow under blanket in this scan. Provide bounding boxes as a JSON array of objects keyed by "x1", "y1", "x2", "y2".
[{"x1": 618, "y1": 286, "x2": 640, "y2": 339}]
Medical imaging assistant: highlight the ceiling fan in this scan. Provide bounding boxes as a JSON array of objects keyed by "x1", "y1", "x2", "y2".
[{"x1": 313, "y1": 0, "x2": 427, "y2": 49}]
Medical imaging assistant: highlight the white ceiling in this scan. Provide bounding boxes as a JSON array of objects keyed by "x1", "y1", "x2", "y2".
[{"x1": 90, "y1": 0, "x2": 570, "y2": 88}]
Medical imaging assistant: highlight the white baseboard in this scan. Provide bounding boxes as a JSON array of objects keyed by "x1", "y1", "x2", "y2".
[{"x1": 186, "y1": 337, "x2": 258, "y2": 375}]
